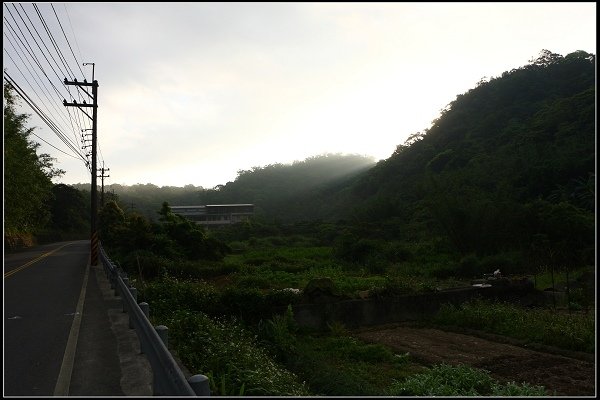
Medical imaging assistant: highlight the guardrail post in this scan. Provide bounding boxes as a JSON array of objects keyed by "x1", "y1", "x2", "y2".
[
  {"x1": 189, "y1": 374, "x2": 211, "y2": 396},
  {"x1": 155, "y1": 325, "x2": 168, "y2": 348},
  {"x1": 139, "y1": 302, "x2": 149, "y2": 319},
  {"x1": 121, "y1": 278, "x2": 130, "y2": 312},
  {"x1": 128, "y1": 287, "x2": 137, "y2": 329},
  {"x1": 139, "y1": 302, "x2": 150, "y2": 354}
]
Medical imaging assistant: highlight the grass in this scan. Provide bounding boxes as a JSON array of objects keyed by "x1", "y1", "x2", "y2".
[
  {"x1": 531, "y1": 265, "x2": 594, "y2": 291},
  {"x1": 263, "y1": 320, "x2": 427, "y2": 396},
  {"x1": 385, "y1": 363, "x2": 547, "y2": 396},
  {"x1": 131, "y1": 236, "x2": 592, "y2": 396},
  {"x1": 432, "y1": 298, "x2": 595, "y2": 353},
  {"x1": 152, "y1": 309, "x2": 311, "y2": 396}
]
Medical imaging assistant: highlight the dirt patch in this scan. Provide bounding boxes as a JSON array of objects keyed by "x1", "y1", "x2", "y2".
[{"x1": 353, "y1": 324, "x2": 595, "y2": 396}]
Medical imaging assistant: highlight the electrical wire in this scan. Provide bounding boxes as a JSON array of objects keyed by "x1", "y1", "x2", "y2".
[{"x1": 3, "y1": 3, "x2": 106, "y2": 176}]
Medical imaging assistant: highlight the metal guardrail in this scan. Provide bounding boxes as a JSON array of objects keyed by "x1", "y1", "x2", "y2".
[{"x1": 99, "y1": 244, "x2": 210, "y2": 396}]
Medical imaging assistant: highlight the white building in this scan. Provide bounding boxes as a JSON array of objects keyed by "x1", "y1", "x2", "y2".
[{"x1": 170, "y1": 204, "x2": 254, "y2": 226}]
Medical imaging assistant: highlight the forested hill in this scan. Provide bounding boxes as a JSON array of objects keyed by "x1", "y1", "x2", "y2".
[
  {"x1": 196, "y1": 153, "x2": 376, "y2": 219},
  {"x1": 71, "y1": 153, "x2": 375, "y2": 221},
  {"x1": 320, "y1": 49, "x2": 594, "y2": 263},
  {"x1": 347, "y1": 49, "x2": 595, "y2": 209}
]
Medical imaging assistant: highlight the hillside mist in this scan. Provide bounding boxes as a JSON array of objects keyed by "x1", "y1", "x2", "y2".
[
  {"x1": 76, "y1": 49, "x2": 595, "y2": 273},
  {"x1": 72, "y1": 153, "x2": 376, "y2": 221}
]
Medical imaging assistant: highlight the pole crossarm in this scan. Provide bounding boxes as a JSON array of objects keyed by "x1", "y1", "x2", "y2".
[
  {"x1": 64, "y1": 79, "x2": 96, "y2": 99},
  {"x1": 63, "y1": 100, "x2": 94, "y2": 107},
  {"x1": 64, "y1": 78, "x2": 97, "y2": 87},
  {"x1": 63, "y1": 100, "x2": 93, "y2": 120}
]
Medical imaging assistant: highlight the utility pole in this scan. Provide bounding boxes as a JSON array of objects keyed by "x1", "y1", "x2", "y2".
[
  {"x1": 64, "y1": 74, "x2": 99, "y2": 266},
  {"x1": 98, "y1": 162, "x2": 110, "y2": 207}
]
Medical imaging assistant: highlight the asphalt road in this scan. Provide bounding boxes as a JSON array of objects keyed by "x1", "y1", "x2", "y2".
[{"x1": 4, "y1": 240, "x2": 90, "y2": 396}]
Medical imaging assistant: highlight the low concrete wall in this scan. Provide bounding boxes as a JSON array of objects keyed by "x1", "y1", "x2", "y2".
[{"x1": 292, "y1": 280, "x2": 535, "y2": 331}]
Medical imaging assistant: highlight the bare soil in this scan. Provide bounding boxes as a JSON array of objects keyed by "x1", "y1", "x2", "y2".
[{"x1": 352, "y1": 323, "x2": 595, "y2": 396}]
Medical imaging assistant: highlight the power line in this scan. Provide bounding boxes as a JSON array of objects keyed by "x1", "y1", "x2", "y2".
[
  {"x1": 3, "y1": 3, "x2": 106, "y2": 177},
  {"x1": 32, "y1": 3, "x2": 77, "y2": 80},
  {"x1": 3, "y1": 24, "x2": 85, "y2": 157},
  {"x1": 4, "y1": 72, "x2": 88, "y2": 163},
  {"x1": 51, "y1": 3, "x2": 85, "y2": 78},
  {"x1": 3, "y1": 8, "x2": 70, "y2": 105},
  {"x1": 63, "y1": 4, "x2": 85, "y2": 77},
  {"x1": 3, "y1": 31, "x2": 74, "y2": 136}
]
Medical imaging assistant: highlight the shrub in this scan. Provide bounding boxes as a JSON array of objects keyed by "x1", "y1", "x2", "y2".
[
  {"x1": 141, "y1": 278, "x2": 220, "y2": 317},
  {"x1": 433, "y1": 299, "x2": 595, "y2": 353},
  {"x1": 257, "y1": 305, "x2": 299, "y2": 363},
  {"x1": 454, "y1": 253, "x2": 483, "y2": 278},
  {"x1": 162, "y1": 310, "x2": 311, "y2": 396},
  {"x1": 386, "y1": 363, "x2": 546, "y2": 396},
  {"x1": 121, "y1": 250, "x2": 170, "y2": 280}
]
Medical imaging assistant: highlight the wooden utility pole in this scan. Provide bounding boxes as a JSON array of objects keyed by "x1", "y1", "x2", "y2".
[
  {"x1": 99, "y1": 163, "x2": 110, "y2": 207},
  {"x1": 64, "y1": 77, "x2": 99, "y2": 265}
]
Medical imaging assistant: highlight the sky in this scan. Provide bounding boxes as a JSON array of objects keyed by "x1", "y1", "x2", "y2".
[{"x1": 3, "y1": 2, "x2": 596, "y2": 189}]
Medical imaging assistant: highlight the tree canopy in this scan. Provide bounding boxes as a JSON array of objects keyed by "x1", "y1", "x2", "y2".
[{"x1": 3, "y1": 82, "x2": 64, "y2": 236}]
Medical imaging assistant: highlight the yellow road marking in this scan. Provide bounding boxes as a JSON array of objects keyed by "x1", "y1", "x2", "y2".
[{"x1": 4, "y1": 242, "x2": 74, "y2": 279}]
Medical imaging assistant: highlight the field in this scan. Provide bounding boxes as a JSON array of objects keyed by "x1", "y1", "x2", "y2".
[
  {"x1": 354, "y1": 322, "x2": 595, "y2": 396},
  {"x1": 128, "y1": 231, "x2": 595, "y2": 396}
]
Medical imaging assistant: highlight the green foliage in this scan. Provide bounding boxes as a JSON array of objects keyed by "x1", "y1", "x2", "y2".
[
  {"x1": 333, "y1": 234, "x2": 379, "y2": 264},
  {"x1": 326, "y1": 320, "x2": 349, "y2": 337},
  {"x1": 140, "y1": 278, "x2": 221, "y2": 317},
  {"x1": 158, "y1": 202, "x2": 231, "y2": 261},
  {"x1": 98, "y1": 200, "x2": 127, "y2": 248},
  {"x1": 159, "y1": 310, "x2": 311, "y2": 396},
  {"x1": 3, "y1": 82, "x2": 63, "y2": 237},
  {"x1": 386, "y1": 363, "x2": 546, "y2": 396},
  {"x1": 257, "y1": 305, "x2": 299, "y2": 363},
  {"x1": 46, "y1": 184, "x2": 90, "y2": 235},
  {"x1": 100, "y1": 202, "x2": 231, "y2": 266},
  {"x1": 141, "y1": 276, "x2": 302, "y2": 324},
  {"x1": 433, "y1": 298, "x2": 595, "y2": 353},
  {"x1": 286, "y1": 334, "x2": 420, "y2": 396}
]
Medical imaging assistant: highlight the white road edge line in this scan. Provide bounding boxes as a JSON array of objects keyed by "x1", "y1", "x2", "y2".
[{"x1": 53, "y1": 259, "x2": 90, "y2": 396}]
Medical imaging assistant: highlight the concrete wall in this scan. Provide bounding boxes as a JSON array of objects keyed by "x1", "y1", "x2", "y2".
[{"x1": 292, "y1": 281, "x2": 536, "y2": 331}]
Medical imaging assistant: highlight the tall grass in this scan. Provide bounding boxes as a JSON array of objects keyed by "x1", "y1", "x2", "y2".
[
  {"x1": 433, "y1": 298, "x2": 595, "y2": 353},
  {"x1": 386, "y1": 363, "x2": 547, "y2": 396},
  {"x1": 283, "y1": 334, "x2": 422, "y2": 396},
  {"x1": 160, "y1": 310, "x2": 311, "y2": 396}
]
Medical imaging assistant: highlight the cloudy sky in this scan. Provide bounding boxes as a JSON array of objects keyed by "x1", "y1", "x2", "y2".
[{"x1": 3, "y1": 2, "x2": 596, "y2": 188}]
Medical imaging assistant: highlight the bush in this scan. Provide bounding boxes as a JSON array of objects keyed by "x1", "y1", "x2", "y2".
[
  {"x1": 333, "y1": 234, "x2": 380, "y2": 264},
  {"x1": 386, "y1": 363, "x2": 546, "y2": 396},
  {"x1": 455, "y1": 253, "x2": 483, "y2": 278},
  {"x1": 121, "y1": 250, "x2": 170, "y2": 279},
  {"x1": 141, "y1": 278, "x2": 220, "y2": 317},
  {"x1": 162, "y1": 310, "x2": 311, "y2": 396},
  {"x1": 433, "y1": 299, "x2": 595, "y2": 353},
  {"x1": 257, "y1": 305, "x2": 299, "y2": 363}
]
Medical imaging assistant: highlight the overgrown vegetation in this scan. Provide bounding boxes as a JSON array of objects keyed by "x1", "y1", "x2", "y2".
[
  {"x1": 386, "y1": 363, "x2": 547, "y2": 396},
  {"x1": 432, "y1": 298, "x2": 595, "y2": 353},
  {"x1": 4, "y1": 82, "x2": 89, "y2": 247}
]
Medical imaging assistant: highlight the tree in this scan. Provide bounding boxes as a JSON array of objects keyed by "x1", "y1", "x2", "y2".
[
  {"x1": 98, "y1": 200, "x2": 127, "y2": 247},
  {"x1": 47, "y1": 184, "x2": 90, "y2": 234},
  {"x1": 4, "y1": 82, "x2": 64, "y2": 236}
]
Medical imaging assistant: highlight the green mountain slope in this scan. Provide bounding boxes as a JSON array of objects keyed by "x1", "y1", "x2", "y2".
[{"x1": 320, "y1": 50, "x2": 595, "y2": 265}]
